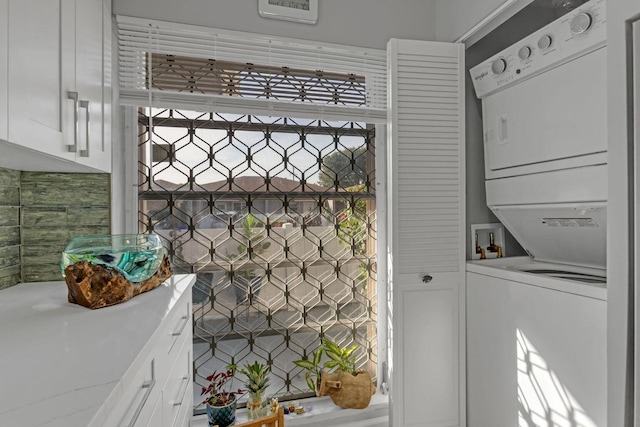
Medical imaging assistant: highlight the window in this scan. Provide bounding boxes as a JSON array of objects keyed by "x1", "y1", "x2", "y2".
[
  {"x1": 137, "y1": 108, "x2": 378, "y2": 412},
  {"x1": 117, "y1": 17, "x2": 387, "y2": 414}
]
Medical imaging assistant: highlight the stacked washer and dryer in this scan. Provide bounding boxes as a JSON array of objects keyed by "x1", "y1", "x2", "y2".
[{"x1": 466, "y1": 1, "x2": 607, "y2": 426}]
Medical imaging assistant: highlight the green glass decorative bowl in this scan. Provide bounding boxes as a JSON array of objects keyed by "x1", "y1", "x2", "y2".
[{"x1": 61, "y1": 234, "x2": 165, "y2": 283}]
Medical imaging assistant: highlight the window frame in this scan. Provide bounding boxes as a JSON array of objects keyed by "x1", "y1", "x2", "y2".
[{"x1": 124, "y1": 106, "x2": 388, "y2": 413}]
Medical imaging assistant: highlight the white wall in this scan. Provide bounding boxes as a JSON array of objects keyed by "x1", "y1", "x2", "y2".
[
  {"x1": 112, "y1": 0, "x2": 437, "y2": 50},
  {"x1": 436, "y1": 0, "x2": 507, "y2": 42},
  {"x1": 606, "y1": 0, "x2": 639, "y2": 425}
]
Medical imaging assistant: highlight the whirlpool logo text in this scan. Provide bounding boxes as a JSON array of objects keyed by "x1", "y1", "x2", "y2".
[{"x1": 474, "y1": 71, "x2": 488, "y2": 81}]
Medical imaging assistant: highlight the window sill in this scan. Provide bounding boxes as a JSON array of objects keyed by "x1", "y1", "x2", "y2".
[{"x1": 192, "y1": 393, "x2": 389, "y2": 427}]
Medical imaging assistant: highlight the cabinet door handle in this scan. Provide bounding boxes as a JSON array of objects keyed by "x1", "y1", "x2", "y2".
[
  {"x1": 79, "y1": 100, "x2": 90, "y2": 158},
  {"x1": 67, "y1": 91, "x2": 79, "y2": 153},
  {"x1": 172, "y1": 376, "x2": 190, "y2": 406},
  {"x1": 123, "y1": 379, "x2": 156, "y2": 427},
  {"x1": 172, "y1": 315, "x2": 189, "y2": 337}
]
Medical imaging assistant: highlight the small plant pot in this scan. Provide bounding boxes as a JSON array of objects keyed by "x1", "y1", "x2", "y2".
[
  {"x1": 206, "y1": 396, "x2": 237, "y2": 427},
  {"x1": 247, "y1": 391, "x2": 267, "y2": 420},
  {"x1": 318, "y1": 369, "x2": 376, "y2": 409}
]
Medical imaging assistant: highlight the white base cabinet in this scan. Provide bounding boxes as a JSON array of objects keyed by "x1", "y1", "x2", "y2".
[
  {"x1": 466, "y1": 269, "x2": 606, "y2": 427},
  {"x1": 3, "y1": 0, "x2": 111, "y2": 172},
  {"x1": 0, "y1": 274, "x2": 195, "y2": 427}
]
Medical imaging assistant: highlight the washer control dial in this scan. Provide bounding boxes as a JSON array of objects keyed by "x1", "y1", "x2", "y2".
[
  {"x1": 537, "y1": 35, "x2": 553, "y2": 50},
  {"x1": 491, "y1": 58, "x2": 507, "y2": 74},
  {"x1": 570, "y1": 12, "x2": 593, "y2": 34},
  {"x1": 518, "y1": 46, "x2": 532, "y2": 60}
]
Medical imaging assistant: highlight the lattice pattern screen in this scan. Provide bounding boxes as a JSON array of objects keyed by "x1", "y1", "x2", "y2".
[
  {"x1": 149, "y1": 54, "x2": 367, "y2": 106},
  {"x1": 137, "y1": 108, "x2": 377, "y2": 412}
]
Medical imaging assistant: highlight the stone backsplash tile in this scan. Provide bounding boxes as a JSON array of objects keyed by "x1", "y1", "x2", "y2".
[
  {"x1": 0, "y1": 168, "x2": 110, "y2": 288},
  {"x1": 21, "y1": 173, "x2": 111, "y2": 207},
  {"x1": 0, "y1": 168, "x2": 20, "y2": 289},
  {"x1": 0, "y1": 265, "x2": 21, "y2": 290},
  {"x1": 20, "y1": 172, "x2": 110, "y2": 283},
  {"x1": 0, "y1": 207, "x2": 19, "y2": 227},
  {"x1": 0, "y1": 226, "x2": 20, "y2": 247},
  {"x1": 22, "y1": 206, "x2": 68, "y2": 228},
  {"x1": 0, "y1": 246, "x2": 20, "y2": 270}
]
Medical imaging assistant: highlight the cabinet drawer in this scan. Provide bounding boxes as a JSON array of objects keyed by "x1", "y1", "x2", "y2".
[
  {"x1": 163, "y1": 332, "x2": 192, "y2": 427},
  {"x1": 155, "y1": 295, "x2": 192, "y2": 378},
  {"x1": 173, "y1": 391, "x2": 194, "y2": 427},
  {"x1": 106, "y1": 356, "x2": 162, "y2": 427},
  {"x1": 166, "y1": 297, "x2": 192, "y2": 356}
]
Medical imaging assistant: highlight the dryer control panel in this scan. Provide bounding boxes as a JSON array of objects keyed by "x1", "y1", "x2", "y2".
[{"x1": 470, "y1": 0, "x2": 606, "y2": 99}]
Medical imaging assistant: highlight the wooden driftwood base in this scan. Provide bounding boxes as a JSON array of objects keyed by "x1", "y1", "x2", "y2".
[{"x1": 64, "y1": 255, "x2": 173, "y2": 309}]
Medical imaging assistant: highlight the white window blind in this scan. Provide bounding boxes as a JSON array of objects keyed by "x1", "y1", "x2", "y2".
[{"x1": 116, "y1": 16, "x2": 387, "y2": 123}]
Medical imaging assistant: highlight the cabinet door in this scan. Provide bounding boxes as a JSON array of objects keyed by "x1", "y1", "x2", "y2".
[
  {"x1": 74, "y1": 0, "x2": 111, "y2": 172},
  {"x1": 387, "y1": 39, "x2": 465, "y2": 427},
  {"x1": 8, "y1": 0, "x2": 75, "y2": 160},
  {"x1": 0, "y1": 0, "x2": 7, "y2": 141}
]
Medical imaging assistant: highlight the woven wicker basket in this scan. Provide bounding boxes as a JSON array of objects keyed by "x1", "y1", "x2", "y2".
[{"x1": 318, "y1": 370, "x2": 376, "y2": 409}]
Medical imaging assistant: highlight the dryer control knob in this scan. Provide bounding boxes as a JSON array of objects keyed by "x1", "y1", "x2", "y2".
[
  {"x1": 491, "y1": 58, "x2": 507, "y2": 74},
  {"x1": 537, "y1": 35, "x2": 552, "y2": 50},
  {"x1": 518, "y1": 46, "x2": 532, "y2": 60},
  {"x1": 570, "y1": 12, "x2": 593, "y2": 34}
]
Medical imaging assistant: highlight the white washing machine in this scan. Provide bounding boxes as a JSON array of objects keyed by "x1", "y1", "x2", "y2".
[
  {"x1": 470, "y1": 0, "x2": 608, "y2": 273},
  {"x1": 466, "y1": 3, "x2": 608, "y2": 425}
]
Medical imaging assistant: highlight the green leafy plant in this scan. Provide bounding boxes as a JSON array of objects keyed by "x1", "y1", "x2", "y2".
[
  {"x1": 293, "y1": 346, "x2": 323, "y2": 394},
  {"x1": 227, "y1": 214, "x2": 272, "y2": 303},
  {"x1": 231, "y1": 214, "x2": 271, "y2": 277},
  {"x1": 322, "y1": 339, "x2": 359, "y2": 375},
  {"x1": 294, "y1": 339, "x2": 361, "y2": 395},
  {"x1": 336, "y1": 185, "x2": 369, "y2": 286},
  {"x1": 238, "y1": 360, "x2": 270, "y2": 397},
  {"x1": 200, "y1": 364, "x2": 245, "y2": 406}
]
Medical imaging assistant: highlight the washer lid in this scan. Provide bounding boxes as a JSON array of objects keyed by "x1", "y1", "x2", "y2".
[{"x1": 490, "y1": 203, "x2": 606, "y2": 270}]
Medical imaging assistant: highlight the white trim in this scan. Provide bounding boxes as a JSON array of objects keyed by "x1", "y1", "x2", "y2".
[
  {"x1": 633, "y1": 17, "x2": 640, "y2": 425},
  {"x1": 455, "y1": 0, "x2": 534, "y2": 47},
  {"x1": 375, "y1": 123, "x2": 388, "y2": 390}
]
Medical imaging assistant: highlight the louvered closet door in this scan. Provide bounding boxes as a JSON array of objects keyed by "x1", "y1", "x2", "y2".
[{"x1": 387, "y1": 39, "x2": 465, "y2": 427}]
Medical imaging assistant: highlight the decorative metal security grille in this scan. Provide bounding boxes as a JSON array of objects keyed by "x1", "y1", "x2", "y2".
[
  {"x1": 137, "y1": 108, "x2": 377, "y2": 412},
  {"x1": 149, "y1": 54, "x2": 367, "y2": 106}
]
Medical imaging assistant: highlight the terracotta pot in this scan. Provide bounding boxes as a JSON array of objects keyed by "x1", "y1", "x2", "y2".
[{"x1": 318, "y1": 369, "x2": 376, "y2": 409}]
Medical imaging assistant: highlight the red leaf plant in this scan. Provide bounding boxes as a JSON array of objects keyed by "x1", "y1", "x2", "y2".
[{"x1": 201, "y1": 365, "x2": 245, "y2": 407}]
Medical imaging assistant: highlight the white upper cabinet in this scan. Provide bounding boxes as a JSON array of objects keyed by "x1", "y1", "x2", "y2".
[
  {"x1": 4, "y1": 0, "x2": 111, "y2": 172},
  {"x1": 435, "y1": 0, "x2": 533, "y2": 44},
  {"x1": 7, "y1": 0, "x2": 76, "y2": 164},
  {"x1": 74, "y1": 0, "x2": 111, "y2": 172},
  {"x1": 387, "y1": 39, "x2": 466, "y2": 427}
]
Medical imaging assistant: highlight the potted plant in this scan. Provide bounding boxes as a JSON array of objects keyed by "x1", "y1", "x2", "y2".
[
  {"x1": 200, "y1": 365, "x2": 245, "y2": 427},
  {"x1": 293, "y1": 346, "x2": 323, "y2": 396},
  {"x1": 230, "y1": 214, "x2": 271, "y2": 304},
  {"x1": 299, "y1": 339, "x2": 376, "y2": 409},
  {"x1": 238, "y1": 360, "x2": 271, "y2": 420}
]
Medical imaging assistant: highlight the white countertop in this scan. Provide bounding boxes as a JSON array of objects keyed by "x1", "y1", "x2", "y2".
[{"x1": 0, "y1": 274, "x2": 195, "y2": 427}]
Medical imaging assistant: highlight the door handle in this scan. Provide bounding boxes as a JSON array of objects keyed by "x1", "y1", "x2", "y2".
[
  {"x1": 498, "y1": 115, "x2": 508, "y2": 144},
  {"x1": 422, "y1": 275, "x2": 433, "y2": 283},
  {"x1": 67, "y1": 91, "x2": 78, "y2": 153},
  {"x1": 79, "y1": 100, "x2": 90, "y2": 158}
]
